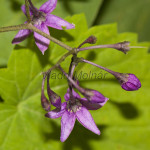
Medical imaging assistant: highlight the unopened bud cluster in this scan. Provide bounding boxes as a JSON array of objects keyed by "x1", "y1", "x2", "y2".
[{"x1": 41, "y1": 35, "x2": 141, "y2": 142}]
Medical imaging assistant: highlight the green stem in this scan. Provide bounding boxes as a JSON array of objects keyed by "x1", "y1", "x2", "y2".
[
  {"x1": 44, "y1": 49, "x2": 76, "y2": 75},
  {"x1": 0, "y1": 24, "x2": 28, "y2": 32},
  {"x1": 25, "y1": 0, "x2": 31, "y2": 22},
  {"x1": 0, "y1": 23, "x2": 73, "y2": 51}
]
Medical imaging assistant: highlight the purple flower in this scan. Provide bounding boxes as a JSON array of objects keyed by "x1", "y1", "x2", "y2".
[
  {"x1": 121, "y1": 74, "x2": 141, "y2": 91},
  {"x1": 45, "y1": 89, "x2": 108, "y2": 142},
  {"x1": 12, "y1": 0, "x2": 75, "y2": 54}
]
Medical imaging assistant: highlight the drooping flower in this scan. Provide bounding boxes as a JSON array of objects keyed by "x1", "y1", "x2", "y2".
[
  {"x1": 45, "y1": 89, "x2": 108, "y2": 142},
  {"x1": 47, "y1": 82, "x2": 61, "y2": 108},
  {"x1": 12, "y1": 0, "x2": 75, "y2": 54}
]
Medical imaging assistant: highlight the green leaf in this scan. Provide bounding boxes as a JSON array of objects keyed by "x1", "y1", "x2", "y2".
[
  {"x1": 0, "y1": 14, "x2": 150, "y2": 150},
  {"x1": 0, "y1": 0, "x2": 103, "y2": 67},
  {"x1": 94, "y1": 0, "x2": 150, "y2": 41}
]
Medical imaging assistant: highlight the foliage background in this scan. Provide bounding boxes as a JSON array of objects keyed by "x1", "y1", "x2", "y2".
[{"x1": 0, "y1": 0, "x2": 150, "y2": 150}]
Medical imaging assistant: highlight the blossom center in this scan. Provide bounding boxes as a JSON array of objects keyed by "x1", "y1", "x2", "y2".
[
  {"x1": 67, "y1": 99, "x2": 82, "y2": 113},
  {"x1": 31, "y1": 11, "x2": 46, "y2": 26}
]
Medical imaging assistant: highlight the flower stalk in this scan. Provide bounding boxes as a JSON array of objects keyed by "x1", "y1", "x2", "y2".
[
  {"x1": 41, "y1": 75, "x2": 51, "y2": 111},
  {"x1": 0, "y1": 24, "x2": 28, "y2": 32},
  {"x1": 77, "y1": 41, "x2": 146, "y2": 54},
  {"x1": 80, "y1": 58, "x2": 141, "y2": 91},
  {"x1": 47, "y1": 73, "x2": 61, "y2": 107},
  {"x1": 0, "y1": 23, "x2": 73, "y2": 51},
  {"x1": 58, "y1": 65, "x2": 86, "y2": 94},
  {"x1": 25, "y1": 0, "x2": 31, "y2": 22}
]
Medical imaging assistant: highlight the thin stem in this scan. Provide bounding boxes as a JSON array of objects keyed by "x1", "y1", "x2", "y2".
[
  {"x1": 0, "y1": 24, "x2": 28, "y2": 33},
  {"x1": 47, "y1": 72, "x2": 51, "y2": 91},
  {"x1": 77, "y1": 44, "x2": 118, "y2": 52},
  {"x1": 68, "y1": 56, "x2": 77, "y2": 94},
  {"x1": 69, "y1": 62, "x2": 76, "y2": 79},
  {"x1": 58, "y1": 65, "x2": 85, "y2": 94},
  {"x1": 77, "y1": 42, "x2": 146, "y2": 52},
  {"x1": 44, "y1": 49, "x2": 75, "y2": 75},
  {"x1": 41, "y1": 74, "x2": 51, "y2": 111},
  {"x1": 0, "y1": 23, "x2": 73, "y2": 51},
  {"x1": 41, "y1": 74, "x2": 46, "y2": 93},
  {"x1": 25, "y1": 0, "x2": 31, "y2": 22},
  {"x1": 81, "y1": 58, "x2": 119, "y2": 76}
]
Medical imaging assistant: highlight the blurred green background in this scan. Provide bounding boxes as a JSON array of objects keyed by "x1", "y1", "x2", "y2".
[{"x1": 0, "y1": 0, "x2": 150, "y2": 150}]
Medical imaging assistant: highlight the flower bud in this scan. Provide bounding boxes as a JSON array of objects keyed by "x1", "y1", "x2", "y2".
[
  {"x1": 117, "y1": 73, "x2": 141, "y2": 91},
  {"x1": 47, "y1": 89, "x2": 61, "y2": 108},
  {"x1": 115, "y1": 41, "x2": 130, "y2": 54},
  {"x1": 82, "y1": 89, "x2": 107, "y2": 103},
  {"x1": 41, "y1": 93, "x2": 51, "y2": 111},
  {"x1": 78, "y1": 35, "x2": 97, "y2": 48},
  {"x1": 47, "y1": 73, "x2": 61, "y2": 107},
  {"x1": 85, "y1": 35, "x2": 97, "y2": 44}
]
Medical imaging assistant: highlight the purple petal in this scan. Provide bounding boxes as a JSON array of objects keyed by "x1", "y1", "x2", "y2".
[
  {"x1": 21, "y1": 5, "x2": 33, "y2": 16},
  {"x1": 39, "y1": 0, "x2": 57, "y2": 14},
  {"x1": 12, "y1": 29, "x2": 31, "y2": 44},
  {"x1": 64, "y1": 89, "x2": 80, "y2": 101},
  {"x1": 45, "y1": 14, "x2": 75, "y2": 30},
  {"x1": 45, "y1": 102, "x2": 67, "y2": 119},
  {"x1": 60, "y1": 111, "x2": 76, "y2": 142},
  {"x1": 76, "y1": 107, "x2": 100, "y2": 135},
  {"x1": 80, "y1": 97, "x2": 109, "y2": 110},
  {"x1": 34, "y1": 24, "x2": 50, "y2": 54}
]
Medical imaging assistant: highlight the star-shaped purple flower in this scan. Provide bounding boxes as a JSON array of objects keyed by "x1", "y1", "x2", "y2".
[
  {"x1": 45, "y1": 89, "x2": 108, "y2": 142},
  {"x1": 12, "y1": 0, "x2": 75, "y2": 54}
]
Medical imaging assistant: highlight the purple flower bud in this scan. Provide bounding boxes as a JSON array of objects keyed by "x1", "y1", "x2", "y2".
[
  {"x1": 47, "y1": 89, "x2": 61, "y2": 108},
  {"x1": 41, "y1": 93, "x2": 51, "y2": 111},
  {"x1": 82, "y1": 89, "x2": 107, "y2": 103},
  {"x1": 47, "y1": 72, "x2": 61, "y2": 108},
  {"x1": 78, "y1": 35, "x2": 97, "y2": 48},
  {"x1": 85, "y1": 36, "x2": 97, "y2": 44},
  {"x1": 117, "y1": 73, "x2": 141, "y2": 91}
]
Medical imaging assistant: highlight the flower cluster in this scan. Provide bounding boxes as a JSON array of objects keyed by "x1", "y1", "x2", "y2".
[{"x1": 41, "y1": 37, "x2": 141, "y2": 142}]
